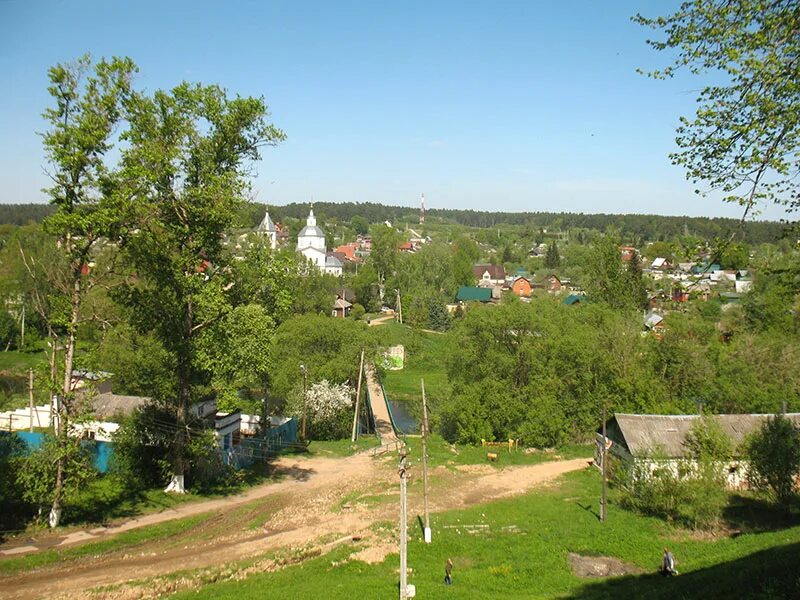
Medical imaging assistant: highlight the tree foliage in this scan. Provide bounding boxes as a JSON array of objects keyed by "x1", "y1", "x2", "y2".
[
  {"x1": 287, "y1": 380, "x2": 353, "y2": 440},
  {"x1": 114, "y1": 73, "x2": 284, "y2": 489},
  {"x1": 270, "y1": 315, "x2": 374, "y2": 401},
  {"x1": 635, "y1": 1, "x2": 800, "y2": 213},
  {"x1": 544, "y1": 240, "x2": 561, "y2": 269},
  {"x1": 745, "y1": 414, "x2": 800, "y2": 504},
  {"x1": 35, "y1": 54, "x2": 136, "y2": 526},
  {"x1": 440, "y1": 299, "x2": 653, "y2": 446},
  {"x1": 584, "y1": 236, "x2": 648, "y2": 311}
]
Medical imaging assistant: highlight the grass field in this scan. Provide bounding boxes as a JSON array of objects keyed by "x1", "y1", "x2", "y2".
[
  {"x1": 171, "y1": 468, "x2": 800, "y2": 599},
  {"x1": 371, "y1": 321, "x2": 451, "y2": 412}
]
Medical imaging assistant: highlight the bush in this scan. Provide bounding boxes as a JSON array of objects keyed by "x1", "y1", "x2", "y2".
[
  {"x1": 0, "y1": 433, "x2": 29, "y2": 532},
  {"x1": 617, "y1": 450, "x2": 728, "y2": 530},
  {"x1": 350, "y1": 303, "x2": 366, "y2": 320},
  {"x1": 684, "y1": 416, "x2": 733, "y2": 462},
  {"x1": 745, "y1": 414, "x2": 800, "y2": 504},
  {"x1": 112, "y1": 405, "x2": 177, "y2": 489}
]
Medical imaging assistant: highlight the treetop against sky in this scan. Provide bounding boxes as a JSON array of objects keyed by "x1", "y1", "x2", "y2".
[{"x1": 0, "y1": 0, "x2": 793, "y2": 221}]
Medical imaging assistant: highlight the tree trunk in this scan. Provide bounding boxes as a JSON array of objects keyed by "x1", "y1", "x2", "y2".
[
  {"x1": 166, "y1": 302, "x2": 192, "y2": 494},
  {"x1": 50, "y1": 271, "x2": 80, "y2": 528}
]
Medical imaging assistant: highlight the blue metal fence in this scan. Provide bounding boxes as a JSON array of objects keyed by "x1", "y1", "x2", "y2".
[{"x1": 8, "y1": 431, "x2": 115, "y2": 474}]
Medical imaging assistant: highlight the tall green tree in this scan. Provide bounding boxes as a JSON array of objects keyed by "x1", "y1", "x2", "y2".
[
  {"x1": 746, "y1": 414, "x2": 800, "y2": 504},
  {"x1": 584, "y1": 236, "x2": 647, "y2": 311},
  {"x1": 635, "y1": 1, "x2": 800, "y2": 214},
  {"x1": 544, "y1": 240, "x2": 561, "y2": 269},
  {"x1": 116, "y1": 81, "x2": 284, "y2": 492},
  {"x1": 32, "y1": 55, "x2": 136, "y2": 526}
]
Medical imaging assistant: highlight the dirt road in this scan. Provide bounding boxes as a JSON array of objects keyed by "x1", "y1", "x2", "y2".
[{"x1": 0, "y1": 454, "x2": 588, "y2": 599}]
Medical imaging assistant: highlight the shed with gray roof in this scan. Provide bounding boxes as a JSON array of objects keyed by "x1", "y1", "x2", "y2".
[{"x1": 603, "y1": 413, "x2": 800, "y2": 460}]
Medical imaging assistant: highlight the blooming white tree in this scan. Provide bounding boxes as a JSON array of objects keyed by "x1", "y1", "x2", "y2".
[{"x1": 290, "y1": 380, "x2": 353, "y2": 440}]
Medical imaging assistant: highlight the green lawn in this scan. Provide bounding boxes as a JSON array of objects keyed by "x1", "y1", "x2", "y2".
[
  {"x1": 0, "y1": 348, "x2": 46, "y2": 376},
  {"x1": 172, "y1": 468, "x2": 800, "y2": 599},
  {"x1": 403, "y1": 434, "x2": 592, "y2": 469},
  {"x1": 306, "y1": 436, "x2": 382, "y2": 457}
]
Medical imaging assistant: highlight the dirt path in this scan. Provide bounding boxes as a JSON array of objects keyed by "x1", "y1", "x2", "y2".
[
  {"x1": 0, "y1": 456, "x2": 588, "y2": 599},
  {"x1": 366, "y1": 314, "x2": 394, "y2": 326}
]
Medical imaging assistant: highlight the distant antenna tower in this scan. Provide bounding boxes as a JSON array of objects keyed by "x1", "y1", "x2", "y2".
[{"x1": 419, "y1": 193, "x2": 425, "y2": 225}]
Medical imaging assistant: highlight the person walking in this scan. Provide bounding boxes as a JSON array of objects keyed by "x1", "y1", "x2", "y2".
[
  {"x1": 661, "y1": 548, "x2": 678, "y2": 576},
  {"x1": 444, "y1": 558, "x2": 453, "y2": 585}
]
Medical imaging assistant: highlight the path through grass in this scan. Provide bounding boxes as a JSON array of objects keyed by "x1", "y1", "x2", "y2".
[{"x1": 172, "y1": 468, "x2": 800, "y2": 599}]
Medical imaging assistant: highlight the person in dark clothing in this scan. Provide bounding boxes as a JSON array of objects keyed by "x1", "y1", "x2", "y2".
[{"x1": 444, "y1": 558, "x2": 453, "y2": 585}]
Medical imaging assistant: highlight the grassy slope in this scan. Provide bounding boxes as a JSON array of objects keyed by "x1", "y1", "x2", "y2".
[
  {"x1": 371, "y1": 321, "x2": 451, "y2": 408},
  {"x1": 173, "y1": 468, "x2": 800, "y2": 600}
]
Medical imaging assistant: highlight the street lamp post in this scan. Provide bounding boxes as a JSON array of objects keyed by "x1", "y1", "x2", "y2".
[{"x1": 300, "y1": 364, "x2": 308, "y2": 442}]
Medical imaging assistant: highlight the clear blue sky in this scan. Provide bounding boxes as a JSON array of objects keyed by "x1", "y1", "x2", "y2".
[{"x1": 0, "y1": 0, "x2": 788, "y2": 220}]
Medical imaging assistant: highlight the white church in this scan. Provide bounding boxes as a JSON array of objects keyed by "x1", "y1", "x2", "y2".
[
  {"x1": 256, "y1": 208, "x2": 278, "y2": 250},
  {"x1": 296, "y1": 208, "x2": 342, "y2": 277}
]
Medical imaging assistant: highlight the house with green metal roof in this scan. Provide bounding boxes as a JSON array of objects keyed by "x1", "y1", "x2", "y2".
[
  {"x1": 456, "y1": 286, "x2": 493, "y2": 303},
  {"x1": 562, "y1": 294, "x2": 584, "y2": 306}
]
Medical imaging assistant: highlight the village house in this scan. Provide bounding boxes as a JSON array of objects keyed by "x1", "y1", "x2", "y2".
[
  {"x1": 619, "y1": 246, "x2": 637, "y2": 262},
  {"x1": 473, "y1": 264, "x2": 506, "y2": 287},
  {"x1": 599, "y1": 413, "x2": 800, "y2": 489},
  {"x1": 456, "y1": 286, "x2": 493, "y2": 304},
  {"x1": 540, "y1": 273, "x2": 562, "y2": 293},
  {"x1": 332, "y1": 295, "x2": 352, "y2": 317},
  {"x1": 643, "y1": 311, "x2": 665, "y2": 338},
  {"x1": 511, "y1": 276, "x2": 532, "y2": 297},
  {"x1": 650, "y1": 257, "x2": 673, "y2": 271}
]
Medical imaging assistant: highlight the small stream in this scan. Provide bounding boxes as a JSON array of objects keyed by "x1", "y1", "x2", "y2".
[{"x1": 386, "y1": 399, "x2": 418, "y2": 435}]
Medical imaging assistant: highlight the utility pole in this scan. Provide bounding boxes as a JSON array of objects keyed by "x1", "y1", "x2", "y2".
[
  {"x1": 28, "y1": 368, "x2": 34, "y2": 433},
  {"x1": 20, "y1": 305, "x2": 25, "y2": 349},
  {"x1": 395, "y1": 289, "x2": 403, "y2": 324},
  {"x1": 351, "y1": 349, "x2": 365, "y2": 442},
  {"x1": 421, "y1": 379, "x2": 431, "y2": 543},
  {"x1": 399, "y1": 447, "x2": 409, "y2": 600},
  {"x1": 600, "y1": 401, "x2": 607, "y2": 523},
  {"x1": 300, "y1": 364, "x2": 308, "y2": 442}
]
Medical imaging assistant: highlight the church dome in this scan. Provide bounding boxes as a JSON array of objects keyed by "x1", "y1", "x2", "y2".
[{"x1": 298, "y1": 224, "x2": 325, "y2": 238}]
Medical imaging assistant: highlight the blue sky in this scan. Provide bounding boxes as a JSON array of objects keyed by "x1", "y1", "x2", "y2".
[{"x1": 0, "y1": 0, "x2": 788, "y2": 220}]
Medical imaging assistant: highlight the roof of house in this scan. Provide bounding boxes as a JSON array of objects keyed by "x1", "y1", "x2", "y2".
[
  {"x1": 333, "y1": 244, "x2": 357, "y2": 260},
  {"x1": 333, "y1": 297, "x2": 352, "y2": 310},
  {"x1": 512, "y1": 276, "x2": 531, "y2": 285},
  {"x1": 563, "y1": 294, "x2": 583, "y2": 305},
  {"x1": 456, "y1": 286, "x2": 493, "y2": 302},
  {"x1": 91, "y1": 392, "x2": 151, "y2": 421},
  {"x1": 472, "y1": 264, "x2": 505, "y2": 280},
  {"x1": 651, "y1": 257, "x2": 670, "y2": 269},
  {"x1": 644, "y1": 311, "x2": 664, "y2": 329},
  {"x1": 325, "y1": 253, "x2": 343, "y2": 268},
  {"x1": 607, "y1": 413, "x2": 800, "y2": 458}
]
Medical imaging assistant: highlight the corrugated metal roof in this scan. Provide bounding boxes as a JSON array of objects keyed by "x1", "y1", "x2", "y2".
[
  {"x1": 91, "y1": 392, "x2": 151, "y2": 421},
  {"x1": 610, "y1": 413, "x2": 800, "y2": 458},
  {"x1": 456, "y1": 286, "x2": 492, "y2": 302}
]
